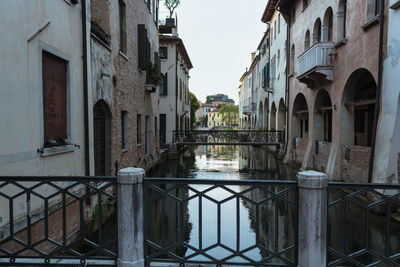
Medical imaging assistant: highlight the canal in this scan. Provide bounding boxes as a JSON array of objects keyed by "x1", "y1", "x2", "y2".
[
  {"x1": 146, "y1": 145, "x2": 299, "y2": 264},
  {"x1": 145, "y1": 145, "x2": 400, "y2": 266}
]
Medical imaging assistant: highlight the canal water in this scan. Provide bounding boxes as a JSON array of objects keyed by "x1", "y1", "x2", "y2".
[
  {"x1": 146, "y1": 145, "x2": 400, "y2": 266},
  {"x1": 146, "y1": 145, "x2": 299, "y2": 264}
]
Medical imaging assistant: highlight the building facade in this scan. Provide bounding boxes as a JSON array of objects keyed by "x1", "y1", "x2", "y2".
[
  {"x1": 159, "y1": 20, "x2": 193, "y2": 144},
  {"x1": 90, "y1": 0, "x2": 161, "y2": 173},
  {"x1": 277, "y1": 0, "x2": 385, "y2": 182}
]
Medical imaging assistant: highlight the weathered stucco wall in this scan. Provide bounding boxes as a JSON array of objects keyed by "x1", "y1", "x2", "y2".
[{"x1": 285, "y1": 0, "x2": 381, "y2": 181}]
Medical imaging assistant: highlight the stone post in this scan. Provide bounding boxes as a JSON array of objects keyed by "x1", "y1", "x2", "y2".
[
  {"x1": 117, "y1": 168, "x2": 145, "y2": 267},
  {"x1": 297, "y1": 170, "x2": 328, "y2": 267}
]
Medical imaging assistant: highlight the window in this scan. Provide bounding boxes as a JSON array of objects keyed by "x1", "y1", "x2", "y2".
[
  {"x1": 338, "y1": 0, "x2": 347, "y2": 40},
  {"x1": 179, "y1": 79, "x2": 183, "y2": 100},
  {"x1": 159, "y1": 47, "x2": 168, "y2": 59},
  {"x1": 145, "y1": 116, "x2": 150, "y2": 154},
  {"x1": 304, "y1": 30, "x2": 311, "y2": 50},
  {"x1": 278, "y1": 14, "x2": 281, "y2": 34},
  {"x1": 138, "y1": 24, "x2": 149, "y2": 70},
  {"x1": 160, "y1": 73, "x2": 168, "y2": 96},
  {"x1": 160, "y1": 114, "x2": 166, "y2": 144},
  {"x1": 367, "y1": 0, "x2": 380, "y2": 20},
  {"x1": 323, "y1": 8, "x2": 334, "y2": 42},
  {"x1": 119, "y1": 0, "x2": 126, "y2": 53},
  {"x1": 274, "y1": 21, "x2": 277, "y2": 39},
  {"x1": 121, "y1": 111, "x2": 128, "y2": 149},
  {"x1": 42, "y1": 51, "x2": 68, "y2": 147},
  {"x1": 290, "y1": 44, "x2": 295, "y2": 73},
  {"x1": 154, "y1": 116, "x2": 158, "y2": 138},
  {"x1": 278, "y1": 50, "x2": 280, "y2": 68},
  {"x1": 313, "y1": 19, "x2": 322, "y2": 44},
  {"x1": 137, "y1": 114, "x2": 142, "y2": 144}
]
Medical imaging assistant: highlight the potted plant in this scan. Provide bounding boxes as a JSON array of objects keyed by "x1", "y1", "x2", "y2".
[{"x1": 146, "y1": 62, "x2": 162, "y2": 86}]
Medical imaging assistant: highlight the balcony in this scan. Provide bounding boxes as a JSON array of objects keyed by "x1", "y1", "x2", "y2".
[
  {"x1": 297, "y1": 42, "x2": 335, "y2": 88},
  {"x1": 242, "y1": 105, "x2": 252, "y2": 115}
]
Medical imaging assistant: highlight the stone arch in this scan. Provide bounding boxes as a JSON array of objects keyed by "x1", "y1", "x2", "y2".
[
  {"x1": 341, "y1": 68, "x2": 377, "y2": 147},
  {"x1": 264, "y1": 97, "x2": 269, "y2": 130},
  {"x1": 337, "y1": 0, "x2": 347, "y2": 40},
  {"x1": 292, "y1": 93, "x2": 309, "y2": 140},
  {"x1": 278, "y1": 98, "x2": 285, "y2": 131},
  {"x1": 93, "y1": 100, "x2": 112, "y2": 176},
  {"x1": 270, "y1": 102, "x2": 277, "y2": 130},
  {"x1": 314, "y1": 89, "x2": 332, "y2": 142},
  {"x1": 304, "y1": 30, "x2": 311, "y2": 50},
  {"x1": 313, "y1": 18, "x2": 322, "y2": 44},
  {"x1": 323, "y1": 7, "x2": 334, "y2": 42},
  {"x1": 258, "y1": 101, "x2": 264, "y2": 129}
]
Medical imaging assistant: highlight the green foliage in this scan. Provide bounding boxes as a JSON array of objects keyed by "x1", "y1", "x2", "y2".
[
  {"x1": 189, "y1": 92, "x2": 200, "y2": 129},
  {"x1": 164, "y1": 0, "x2": 181, "y2": 18},
  {"x1": 147, "y1": 62, "x2": 162, "y2": 85},
  {"x1": 206, "y1": 96, "x2": 212, "y2": 104},
  {"x1": 220, "y1": 105, "x2": 239, "y2": 126}
]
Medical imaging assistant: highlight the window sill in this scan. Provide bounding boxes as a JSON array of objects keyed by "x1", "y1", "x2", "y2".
[
  {"x1": 39, "y1": 145, "x2": 76, "y2": 157},
  {"x1": 122, "y1": 148, "x2": 128, "y2": 153},
  {"x1": 137, "y1": 144, "x2": 142, "y2": 148},
  {"x1": 334, "y1": 38, "x2": 347, "y2": 48},
  {"x1": 361, "y1": 15, "x2": 380, "y2": 32},
  {"x1": 119, "y1": 50, "x2": 129, "y2": 61}
]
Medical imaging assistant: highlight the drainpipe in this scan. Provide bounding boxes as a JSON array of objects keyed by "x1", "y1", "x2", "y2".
[
  {"x1": 81, "y1": 0, "x2": 90, "y2": 176},
  {"x1": 368, "y1": 0, "x2": 385, "y2": 183},
  {"x1": 175, "y1": 45, "x2": 178, "y2": 135},
  {"x1": 284, "y1": 17, "x2": 290, "y2": 155}
]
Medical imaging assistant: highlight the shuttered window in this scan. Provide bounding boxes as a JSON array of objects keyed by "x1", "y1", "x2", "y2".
[
  {"x1": 138, "y1": 24, "x2": 148, "y2": 70},
  {"x1": 42, "y1": 51, "x2": 67, "y2": 146},
  {"x1": 160, "y1": 73, "x2": 168, "y2": 96}
]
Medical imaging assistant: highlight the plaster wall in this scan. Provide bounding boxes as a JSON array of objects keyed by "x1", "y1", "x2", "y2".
[
  {"x1": 285, "y1": 0, "x2": 380, "y2": 180},
  {"x1": 0, "y1": 0, "x2": 92, "y2": 176},
  {"x1": 269, "y1": 11, "x2": 287, "y2": 131},
  {"x1": 160, "y1": 44, "x2": 177, "y2": 143},
  {"x1": 372, "y1": 1, "x2": 400, "y2": 183},
  {"x1": 256, "y1": 35, "x2": 270, "y2": 129}
]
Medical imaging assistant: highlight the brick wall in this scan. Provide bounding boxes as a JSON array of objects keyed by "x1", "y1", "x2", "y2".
[{"x1": 341, "y1": 145, "x2": 371, "y2": 183}]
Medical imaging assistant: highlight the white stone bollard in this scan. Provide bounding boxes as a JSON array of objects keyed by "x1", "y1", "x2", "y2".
[
  {"x1": 117, "y1": 168, "x2": 145, "y2": 267},
  {"x1": 297, "y1": 170, "x2": 328, "y2": 267}
]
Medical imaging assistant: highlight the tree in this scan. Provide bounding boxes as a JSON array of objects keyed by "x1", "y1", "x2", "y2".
[
  {"x1": 206, "y1": 96, "x2": 212, "y2": 104},
  {"x1": 189, "y1": 92, "x2": 200, "y2": 129},
  {"x1": 220, "y1": 105, "x2": 239, "y2": 127},
  {"x1": 164, "y1": 0, "x2": 180, "y2": 18}
]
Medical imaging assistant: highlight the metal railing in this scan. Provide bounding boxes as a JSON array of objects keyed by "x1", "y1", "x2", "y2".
[
  {"x1": 0, "y1": 176, "x2": 117, "y2": 266},
  {"x1": 327, "y1": 182, "x2": 400, "y2": 266},
  {"x1": 173, "y1": 130, "x2": 285, "y2": 146},
  {"x1": 297, "y1": 42, "x2": 335, "y2": 77},
  {"x1": 143, "y1": 178, "x2": 298, "y2": 266}
]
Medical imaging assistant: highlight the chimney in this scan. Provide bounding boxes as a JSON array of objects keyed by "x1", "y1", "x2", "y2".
[{"x1": 251, "y1": 52, "x2": 256, "y2": 61}]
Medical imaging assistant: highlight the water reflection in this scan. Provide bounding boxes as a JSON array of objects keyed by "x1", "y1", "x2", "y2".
[{"x1": 146, "y1": 145, "x2": 298, "y2": 264}]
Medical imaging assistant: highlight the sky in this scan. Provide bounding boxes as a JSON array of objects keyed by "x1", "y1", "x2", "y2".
[{"x1": 159, "y1": 0, "x2": 268, "y2": 104}]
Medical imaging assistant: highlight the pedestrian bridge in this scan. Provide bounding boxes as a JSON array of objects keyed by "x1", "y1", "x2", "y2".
[{"x1": 173, "y1": 130, "x2": 285, "y2": 146}]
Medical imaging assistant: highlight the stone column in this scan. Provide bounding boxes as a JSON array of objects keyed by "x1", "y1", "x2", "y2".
[
  {"x1": 297, "y1": 170, "x2": 328, "y2": 267},
  {"x1": 117, "y1": 168, "x2": 145, "y2": 267}
]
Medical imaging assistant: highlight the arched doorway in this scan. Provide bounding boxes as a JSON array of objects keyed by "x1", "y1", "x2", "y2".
[
  {"x1": 314, "y1": 89, "x2": 332, "y2": 142},
  {"x1": 341, "y1": 68, "x2": 377, "y2": 147},
  {"x1": 313, "y1": 18, "x2": 322, "y2": 44},
  {"x1": 264, "y1": 98, "x2": 269, "y2": 130},
  {"x1": 291, "y1": 93, "x2": 309, "y2": 165},
  {"x1": 258, "y1": 101, "x2": 264, "y2": 129},
  {"x1": 270, "y1": 102, "x2": 277, "y2": 130},
  {"x1": 340, "y1": 68, "x2": 377, "y2": 181},
  {"x1": 313, "y1": 89, "x2": 332, "y2": 171},
  {"x1": 292, "y1": 94, "x2": 309, "y2": 140},
  {"x1": 278, "y1": 98, "x2": 285, "y2": 131},
  {"x1": 323, "y1": 7, "x2": 334, "y2": 42},
  {"x1": 93, "y1": 100, "x2": 112, "y2": 176}
]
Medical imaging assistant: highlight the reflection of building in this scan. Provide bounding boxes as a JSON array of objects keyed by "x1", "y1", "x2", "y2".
[{"x1": 159, "y1": 20, "x2": 193, "y2": 145}]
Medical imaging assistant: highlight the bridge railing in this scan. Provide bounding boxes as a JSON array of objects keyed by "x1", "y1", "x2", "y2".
[
  {"x1": 0, "y1": 176, "x2": 117, "y2": 266},
  {"x1": 173, "y1": 130, "x2": 285, "y2": 145},
  {"x1": 2, "y1": 170, "x2": 400, "y2": 266}
]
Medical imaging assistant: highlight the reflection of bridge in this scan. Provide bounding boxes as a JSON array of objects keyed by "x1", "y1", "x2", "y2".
[{"x1": 173, "y1": 130, "x2": 285, "y2": 146}]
